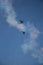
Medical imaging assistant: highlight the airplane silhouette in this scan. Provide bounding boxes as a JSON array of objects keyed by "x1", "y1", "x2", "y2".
[
  {"x1": 22, "y1": 31, "x2": 25, "y2": 34},
  {"x1": 20, "y1": 20, "x2": 23, "y2": 23}
]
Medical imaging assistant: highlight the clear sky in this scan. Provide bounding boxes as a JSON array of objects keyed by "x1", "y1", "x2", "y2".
[{"x1": 0, "y1": 0, "x2": 43, "y2": 65}]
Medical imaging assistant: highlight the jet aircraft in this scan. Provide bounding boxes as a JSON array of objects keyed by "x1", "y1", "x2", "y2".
[
  {"x1": 20, "y1": 20, "x2": 25, "y2": 34},
  {"x1": 20, "y1": 20, "x2": 24, "y2": 23}
]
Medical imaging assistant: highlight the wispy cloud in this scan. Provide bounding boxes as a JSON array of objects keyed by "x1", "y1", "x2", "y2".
[{"x1": 0, "y1": 0, "x2": 26, "y2": 32}]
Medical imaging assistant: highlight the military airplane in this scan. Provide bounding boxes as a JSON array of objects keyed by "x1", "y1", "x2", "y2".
[
  {"x1": 20, "y1": 20, "x2": 25, "y2": 34},
  {"x1": 22, "y1": 31, "x2": 25, "y2": 34},
  {"x1": 20, "y1": 20, "x2": 24, "y2": 23}
]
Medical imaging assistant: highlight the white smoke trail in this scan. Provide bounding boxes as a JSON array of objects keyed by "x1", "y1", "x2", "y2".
[
  {"x1": 0, "y1": 0, "x2": 26, "y2": 32},
  {"x1": 21, "y1": 22, "x2": 40, "y2": 52},
  {"x1": 21, "y1": 22, "x2": 43, "y2": 63}
]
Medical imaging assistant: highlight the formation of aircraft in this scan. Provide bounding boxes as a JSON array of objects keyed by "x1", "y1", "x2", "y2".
[{"x1": 20, "y1": 20, "x2": 25, "y2": 34}]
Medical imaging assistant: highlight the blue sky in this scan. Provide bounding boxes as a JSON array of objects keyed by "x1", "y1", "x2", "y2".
[{"x1": 0, "y1": 0, "x2": 43, "y2": 65}]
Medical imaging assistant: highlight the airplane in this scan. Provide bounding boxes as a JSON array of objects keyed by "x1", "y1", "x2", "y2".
[
  {"x1": 20, "y1": 20, "x2": 24, "y2": 23},
  {"x1": 20, "y1": 20, "x2": 25, "y2": 34},
  {"x1": 22, "y1": 31, "x2": 25, "y2": 34}
]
